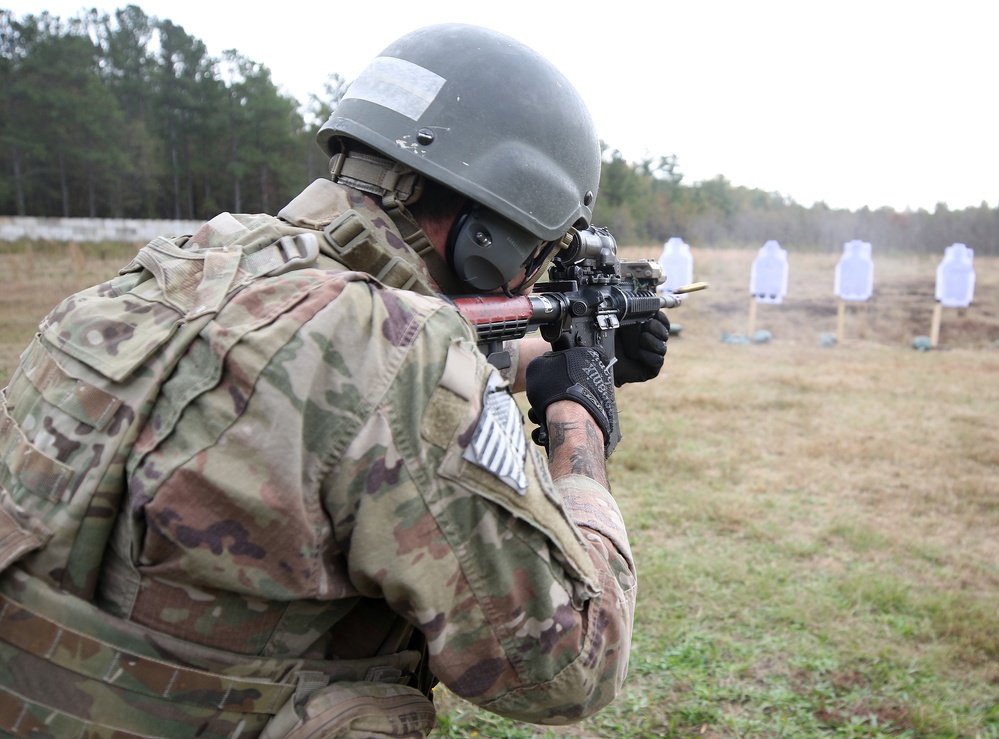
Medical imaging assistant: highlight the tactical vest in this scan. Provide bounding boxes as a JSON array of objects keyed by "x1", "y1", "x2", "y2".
[{"x1": 0, "y1": 182, "x2": 439, "y2": 737}]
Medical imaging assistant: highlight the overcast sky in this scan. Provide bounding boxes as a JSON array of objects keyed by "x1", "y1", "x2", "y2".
[{"x1": 6, "y1": 0, "x2": 997, "y2": 213}]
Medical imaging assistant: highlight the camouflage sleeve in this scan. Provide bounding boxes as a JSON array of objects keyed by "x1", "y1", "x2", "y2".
[{"x1": 326, "y1": 293, "x2": 636, "y2": 725}]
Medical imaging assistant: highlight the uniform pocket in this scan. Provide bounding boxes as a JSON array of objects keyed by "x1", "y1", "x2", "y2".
[
  {"x1": 262, "y1": 681, "x2": 437, "y2": 739},
  {"x1": 0, "y1": 484, "x2": 51, "y2": 572}
]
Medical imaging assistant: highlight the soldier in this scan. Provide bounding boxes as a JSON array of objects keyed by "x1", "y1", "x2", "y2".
[{"x1": 0, "y1": 23, "x2": 668, "y2": 738}]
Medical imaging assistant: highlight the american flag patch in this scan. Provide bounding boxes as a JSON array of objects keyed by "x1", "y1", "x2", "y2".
[{"x1": 463, "y1": 375, "x2": 528, "y2": 493}]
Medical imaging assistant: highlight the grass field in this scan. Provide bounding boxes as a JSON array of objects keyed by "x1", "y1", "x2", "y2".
[{"x1": 1, "y1": 240, "x2": 997, "y2": 737}]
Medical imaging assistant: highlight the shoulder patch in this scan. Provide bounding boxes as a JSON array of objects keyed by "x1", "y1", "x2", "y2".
[
  {"x1": 462, "y1": 374, "x2": 527, "y2": 493},
  {"x1": 438, "y1": 339, "x2": 478, "y2": 402}
]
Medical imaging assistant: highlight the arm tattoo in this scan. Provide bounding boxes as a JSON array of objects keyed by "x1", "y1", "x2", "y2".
[
  {"x1": 547, "y1": 419, "x2": 576, "y2": 455},
  {"x1": 547, "y1": 419, "x2": 608, "y2": 487}
]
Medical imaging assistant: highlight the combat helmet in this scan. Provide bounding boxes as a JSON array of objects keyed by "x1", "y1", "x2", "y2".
[{"x1": 316, "y1": 23, "x2": 602, "y2": 292}]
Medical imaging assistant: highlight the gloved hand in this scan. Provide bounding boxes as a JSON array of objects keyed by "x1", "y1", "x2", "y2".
[
  {"x1": 612, "y1": 311, "x2": 670, "y2": 386},
  {"x1": 525, "y1": 346, "x2": 616, "y2": 456}
]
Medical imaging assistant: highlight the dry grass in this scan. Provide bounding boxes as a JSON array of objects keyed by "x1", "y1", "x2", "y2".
[
  {"x1": 615, "y1": 247, "x2": 999, "y2": 603},
  {"x1": 0, "y1": 240, "x2": 143, "y2": 384},
  {"x1": 444, "y1": 247, "x2": 999, "y2": 737}
]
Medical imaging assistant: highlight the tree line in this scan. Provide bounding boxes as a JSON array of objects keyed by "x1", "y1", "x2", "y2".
[
  {"x1": 2, "y1": 6, "x2": 997, "y2": 255},
  {"x1": 1, "y1": 5, "x2": 340, "y2": 221},
  {"x1": 597, "y1": 152, "x2": 998, "y2": 256}
]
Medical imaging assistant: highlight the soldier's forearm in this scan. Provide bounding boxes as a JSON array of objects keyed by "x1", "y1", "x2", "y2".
[{"x1": 543, "y1": 400, "x2": 609, "y2": 489}]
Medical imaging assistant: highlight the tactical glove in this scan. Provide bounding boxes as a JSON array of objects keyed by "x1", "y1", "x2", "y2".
[
  {"x1": 525, "y1": 346, "x2": 616, "y2": 456},
  {"x1": 612, "y1": 310, "x2": 670, "y2": 386}
]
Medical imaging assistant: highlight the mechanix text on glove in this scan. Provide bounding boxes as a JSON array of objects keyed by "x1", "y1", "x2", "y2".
[{"x1": 525, "y1": 346, "x2": 617, "y2": 457}]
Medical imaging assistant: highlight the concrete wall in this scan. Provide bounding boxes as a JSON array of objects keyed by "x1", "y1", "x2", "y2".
[{"x1": 0, "y1": 216, "x2": 205, "y2": 244}]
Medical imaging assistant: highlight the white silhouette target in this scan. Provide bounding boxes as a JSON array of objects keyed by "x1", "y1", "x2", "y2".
[
  {"x1": 834, "y1": 240, "x2": 874, "y2": 302},
  {"x1": 935, "y1": 243, "x2": 975, "y2": 308},
  {"x1": 657, "y1": 237, "x2": 694, "y2": 294},
  {"x1": 750, "y1": 240, "x2": 789, "y2": 304}
]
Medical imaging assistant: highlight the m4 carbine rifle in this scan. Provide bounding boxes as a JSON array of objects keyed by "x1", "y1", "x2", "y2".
[{"x1": 451, "y1": 226, "x2": 706, "y2": 453}]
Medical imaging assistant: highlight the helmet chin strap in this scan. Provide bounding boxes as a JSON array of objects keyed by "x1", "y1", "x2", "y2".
[
  {"x1": 329, "y1": 146, "x2": 424, "y2": 205},
  {"x1": 329, "y1": 145, "x2": 469, "y2": 295},
  {"x1": 383, "y1": 195, "x2": 469, "y2": 295},
  {"x1": 328, "y1": 144, "x2": 571, "y2": 297}
]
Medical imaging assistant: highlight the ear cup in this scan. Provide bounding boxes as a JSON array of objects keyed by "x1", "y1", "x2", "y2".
[{"x1": 447, "y1": 205, "x2": 542, "y2": 291}]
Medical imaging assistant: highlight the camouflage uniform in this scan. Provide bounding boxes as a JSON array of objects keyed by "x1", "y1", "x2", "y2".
[{"x1": 0, "y1": 179, "x2": 635, "y2": 737}]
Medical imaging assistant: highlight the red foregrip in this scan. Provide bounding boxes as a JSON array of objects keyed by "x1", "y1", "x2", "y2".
[{"x1": 451, "y1": 296, "x2": 535, "y2": 326}]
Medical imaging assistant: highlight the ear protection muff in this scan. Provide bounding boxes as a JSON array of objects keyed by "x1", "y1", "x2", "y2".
[{"x1": 447, "y1": 203, "x2": 544, "y2": 292}]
